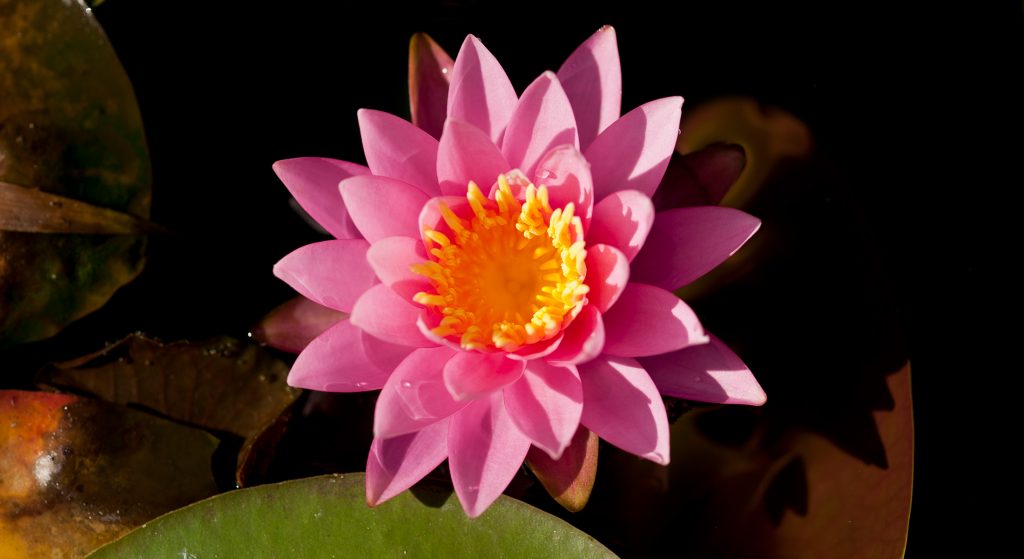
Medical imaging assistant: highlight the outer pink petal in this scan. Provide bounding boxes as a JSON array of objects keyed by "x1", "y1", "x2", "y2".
[
  {"x1": 584, "y1": 244, "x2": 629, "y2": 313},
  {"x1": 546, "y1": 305, "x2": 605, "y2": 365},
  {"x1": 639, "y1": 333, "x2": 766, "y2": 406},
  {"x1": 585, "y1": 97, "x2": 683, "y2": 201},
  {"x1": 373, "y1": 347, "x2": 464, "y2": 438},
  {"x1": 447, "y1": 35, "x2": 518, "y2": 143},
  {"x1": 631, "y1": 206, "x2": 761, "y2": 290},
  {"x1": 273, "y1": 239, "x2": 375, "y2": 312},
  {"x1": 366, "y1": 236, "x2": 431, "y2": 302},
  {"x1": 358, "y1": 109, "x2": 441, "y2": 195},
  {"x1": 409, "y1": 32, "x2": 454, "y2": 140},
  {"x1": 601, "y1": 283, "x2": 708, "y2": 357},
  {"x1": 437, "y1": 119, "x2": 510, "y2": 196},
  {"x1": 350, "y1": 284, "x2": 437, "y2": 348},
  {"x1": 448, "y1": 394, "x2": 532, "y2": 517},
  {"x1": 557, "y1": 25, "x2": 621, "y2": 150},
  {"x1": 361, "y1": 331, "x2": 415, "y2": 375},
  {"x1": 288, "y1": 319, "x2": 390, "y2": 392},
  {"x1": 338, "y1": 175, "x2": 430, "y2": 242},
  {"x1": 532, "y1": 146, "x2": 594, "y2": 231},
  {"x1": 501, "y1": 72, "x2": 578, "y2": 178},
  {"x1": 273, "y1": 157, "x2": 368, "y2": 239},
  {"x1": 250, "y1": 296, "x2": 346, "y2": 354},
  {"x1": 586, "y1": 189, "x2": 655, "y2": 261},
  {"x1": 504, "y1": 361, "x2": 583, "y2": 459},
  {"x1": 443, "y1": 352, "x2": 525, "y2": 401},
  {"x1": 579, "y1": 356, "x2": 670, "y2": 464},
  {"x1": 366, "y1": 418, "x2": 450, "y2": 506}
]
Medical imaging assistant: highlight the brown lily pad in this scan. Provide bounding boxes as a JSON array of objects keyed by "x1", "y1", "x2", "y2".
[
  {"x1": 595, "y1": 363, "x2": 913, "y2": 558},
  {"x1": 0, "y1": 0, "x2": 152, "y2": 347},
  {"x1": 38, "y1": 335, "x2": 302, "y2": 485},
  {"x1": 527, "y1": 426, "x2": 600, "y2": 513},
  {"x1": 0, "y1": 390, "x2": 219, "y2": 559}
]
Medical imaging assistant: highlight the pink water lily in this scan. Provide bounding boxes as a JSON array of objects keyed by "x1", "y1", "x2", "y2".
[{"x1": 271, "y1": 27, "x2": 765, "y2": 517}]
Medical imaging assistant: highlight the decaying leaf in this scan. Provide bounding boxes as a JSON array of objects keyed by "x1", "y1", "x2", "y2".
[
  {"x1": 0, "y1": 0, "x2": 152, "y2": 347},
  {"x1": 0, "y1": 390, "x2": 219, "y2": 559}
]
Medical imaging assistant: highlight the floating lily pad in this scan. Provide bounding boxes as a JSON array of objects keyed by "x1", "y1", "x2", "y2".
[
  {"x1": 0, "y1": 390, "x2": 219, "y2": 559},
  {"x1": 89, "y1": 473, "x2": 617, "y2": 558},
  {"x1": 38, "y1": 335, "x2": 301, "y2": 485},
  {"x1": 0, "y1": 0, "x2": 152, "y2": 347}
]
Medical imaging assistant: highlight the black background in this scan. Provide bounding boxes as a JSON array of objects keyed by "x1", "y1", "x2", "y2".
[{"x1": 7, "y1": 0, "x2": 1020, "y2": 555}]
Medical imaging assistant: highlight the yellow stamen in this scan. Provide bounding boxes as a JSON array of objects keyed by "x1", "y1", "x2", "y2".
[{"x1": 413, "y1": 174, "x2": 587, "y2": 352}]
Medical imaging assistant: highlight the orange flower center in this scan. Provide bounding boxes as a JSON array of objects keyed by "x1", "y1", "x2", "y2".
[{"x1": 413, "y1": 173, "x2": 588, "y2": 352}]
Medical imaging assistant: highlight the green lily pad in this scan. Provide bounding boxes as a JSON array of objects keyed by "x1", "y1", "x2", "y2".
[
  {"x1": 88, "y1": 473, "x2": 617, "y2": 558},
  {"x1": 38, "y1": 335, "x2": 302, "y2": 486},
  {"x1": 0, "y1": 0, "x2": 152, "y2": 347}
]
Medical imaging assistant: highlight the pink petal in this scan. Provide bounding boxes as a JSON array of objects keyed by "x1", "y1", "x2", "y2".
[
  {"x1": 288, "y1": 319, "x2": 390, "y2": 392},
  {"x1": 409, "y1": 32, "x2": 454, "y2": 140},
  {"x1": 366, "y1": 236, "x2": 431, "y2": 301},
  {"x1": 360, "y1": 330, "x2": 415, "y2": 375},
  {"x1": 533, "y1": 146, "x2": 594, "y2": 231},
  {"x1": 350, "y1": 284, "x2": 437, "y2": 348},
  {"x1": 631, "y1": 206, "x2": 761, "y2": 290},
  {"x1": 579, "y1": 356, "x2": 669, "y2": 464},
  {"x1": 250, "y1": 296, "x2": 346, "y2": 354},
  {"x1": 373, "y1": 347, "x2": 465, "y2": 438},
  {"x1": 366, "y1": 419, "x2": 450, "y2": 506},
  {"x1": 652, "y1": 144, "x2": 746, "y2": 209},
  {"x1": 586, "y1": 189, "x2": 655, "y2": 261},
  {"x1": 586, "y1": 97, "x2": 683, "y2": 201},
  {"x1": 447, "y1": 35, "x2": 518, "y2": 143},
  {"x1": 358, "y1": 109, "x2": 441, "y2": 195},
  {"x1": 448, "y1": 394, "x2": 531, "y2": 517},
  {"x1": 272, "y1": 157, "x2": 368, "y2": 239},
  {"x1": 437, "y1": 119, "x2": 510, "y2": 196},
  {"x1": 584, "y1": 244, "x2": 629, "y2": 313},
  {"x1": 504, "y1": 361, "x2": 583, "y2": 459},
  {"x1": 506, "y1": 334, "x2": 564, "y2": 361},
  {"x1": 417, "y1": 195, "x2": 472, "y2": 245},
  {"x1": 443, "y1": 352, "x2": 525, "y2": 401},
  {"x1": 601, "y1": 283, "x2": 708, "y2": 357},
  {"x1": 338, "y1": 175, "x2": 430, "y2": 243},
  {"x1": 273, "y1": 239, "x2": 375, "y2": 312},
  {"x1": 501, "y1": 72, "x2": 578, "y2": 178},
  {"x1": 557, "y1": 25, "x2": 621, "y2": 150},
  {"x1": 639, "y1": 333, "x2": 766, "y2": 406},
  {"x1": 546, "y1": 305, "x2": 605, "y2": 365}
]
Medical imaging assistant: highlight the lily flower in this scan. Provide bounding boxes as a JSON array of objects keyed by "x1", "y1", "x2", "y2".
[{"x1": 272, "y1": 27, "x2": 766, "y2": 517}]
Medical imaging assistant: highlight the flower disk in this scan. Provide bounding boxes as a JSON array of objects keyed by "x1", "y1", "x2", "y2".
[{"x1": 413, "y1": 174, "x2": 588, "y2": 352}]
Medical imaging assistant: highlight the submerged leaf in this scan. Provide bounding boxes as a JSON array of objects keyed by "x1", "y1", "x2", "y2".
[
  {"x1": 0, "y1": 0, "x2": 152, "y2": 347},
  {"x1": 0, "y1": 390, "x2": 219, "y2": 559},
  {"x1": 88, "y1": 473, "x2": 616, "y2": 558},
  {"x1": 38, "y1": 335, "x2": 301, "y2": 485},
  {"x1": 0, "y1": 181, "x2": 163, "y2": 234}
]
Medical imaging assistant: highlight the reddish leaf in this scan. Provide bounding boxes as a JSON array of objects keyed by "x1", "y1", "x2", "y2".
[
  {"x1": 526, "y1": 426, "x2": 599, "y2": 512},
  {"x1": 409, "y1": 32, "x2": 454, "y2": 139}
]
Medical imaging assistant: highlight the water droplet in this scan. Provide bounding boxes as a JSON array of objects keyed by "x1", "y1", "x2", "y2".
[
  {"x1": 355, "y1": 381, "x2": 368, "y2": 388},
  {"x1": 467, "y1": 485, "x2": 479, "y2": 492},
  {"x1": 48, "y1": 273, "x2": 58, "y2": 280},
  {"x1": 441, "y1": 67, "x2": 449, "y2": 74},
  {"x1": 401, "y1": 381, "x2": 413, "y2": 388},
  {"x1": 677, "y1": 128, "x2": 682, "y2": 136},
  {"x1": 536, "y1": 169, "x2": 553, "y2": 180}
]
